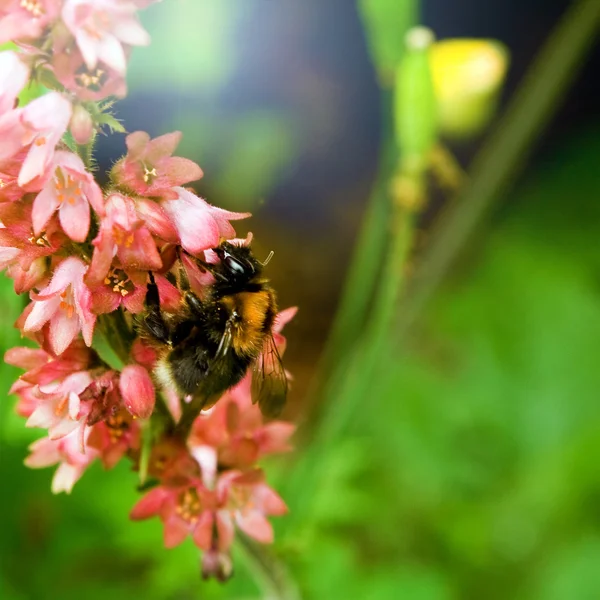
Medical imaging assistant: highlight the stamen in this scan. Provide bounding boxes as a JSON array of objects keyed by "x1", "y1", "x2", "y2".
[
  {"x1": 176, "y1": 487, "x2": 202, "y2": 524},
  {"x1": 104, "y1": 268, "x2": 134, "y2": 297},
  {"x1": 143, "y1": 166, "x2": 158, "y2": 183},
  {"x1": 20, "y1": 0, "x2": 45, "y2": 18},
  {"x1": 75, "y1": 68, "x2": 106, "y2": 92},
  {"x1": 28, "y1": 231, "x2": 50, "y2": 247}
]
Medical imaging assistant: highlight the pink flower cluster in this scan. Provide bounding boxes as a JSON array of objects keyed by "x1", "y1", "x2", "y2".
[{"x1": 1, "y1": 3, "x2": 295, "y2": 581}]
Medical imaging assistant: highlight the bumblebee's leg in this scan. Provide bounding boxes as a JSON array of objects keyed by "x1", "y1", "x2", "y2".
[{"x1": 143, "y1": 271, "x2": 171, "y2": 343}]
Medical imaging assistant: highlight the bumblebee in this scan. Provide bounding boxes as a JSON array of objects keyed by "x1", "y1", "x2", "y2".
[{"x1": 139, "y1": 241, "x2": 287, "y2": 419}]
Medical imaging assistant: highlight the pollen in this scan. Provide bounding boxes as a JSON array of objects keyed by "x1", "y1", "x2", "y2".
[
  {"x1": 106, "y1": 413, "x2": 129, "y2": 442},
  {"x1": 143, "y1": 166, "x2": 158, "y2": 184},
  {"x1": 20, "y1": 0, "x2": 45, "y2": 18},
  {"x1": 176, "y1": 487, "x2": 202, "y2": 524},
  {"x1": 59, "y1": 290, "x2": 75, "y2": 319},
  {"x1": 0, "y1": 179, "x2": 6, "y2": 188},
  {"x1": 104, "y1": 268, "x2": 134, "y2": 297},
  {"x1": 112, "y1": 227, "x2": 135, "y2": 249},
  {"x1": 75, "y1": 68, "x2": 106, "y2": 91},
  {"x1": 54, "y1": 169, "x2": 83, "y2": 205},
  {"x1": 28, "y1": 230, "x2": 50, "y2": 247},
  {"x1": 228, "y1": 485, "x2": 252, "y2": 511},
  {"x1": 34, "y1": 136, "x2": 47, "y2": 146}
]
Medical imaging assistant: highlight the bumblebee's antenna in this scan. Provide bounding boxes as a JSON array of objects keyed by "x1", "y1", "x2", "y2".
[{"x1": 260, "y1": 251, "x2": 274, "y2": 267}]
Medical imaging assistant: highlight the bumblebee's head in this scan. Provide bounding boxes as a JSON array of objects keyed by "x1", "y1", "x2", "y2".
[{"x1": 213, "y1": 242, "x2": 262, "y2": 283}]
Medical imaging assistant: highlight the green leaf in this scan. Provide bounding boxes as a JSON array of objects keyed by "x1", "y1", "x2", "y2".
[{"x1": 96, "y1": 112, "x2": 126, "y2": 134}]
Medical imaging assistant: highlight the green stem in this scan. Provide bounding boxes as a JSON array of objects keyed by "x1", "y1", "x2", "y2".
[
  {"x1": 236, "y1": 534, "x2": 301, "y2": 600},
  {"x1": 317, "y1": 203, "x2": 414, "y2": 446},
  {"x1": 299, "y1": 94, "x2": 396, "y2": 436},
  {"x1": 283, "y1": 200, "x2": 416, "y2": 527},
  {"x1": 396, "y1": 0, "x2": 600, "y2": 337},
  {"x1": 97, "y1": 309, "x2": 134, "y2": 364}
]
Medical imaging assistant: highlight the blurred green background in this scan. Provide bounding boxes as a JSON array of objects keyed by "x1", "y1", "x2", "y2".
[{"x1": 2, "y1": 1, "x2": 600, "y2": 598}]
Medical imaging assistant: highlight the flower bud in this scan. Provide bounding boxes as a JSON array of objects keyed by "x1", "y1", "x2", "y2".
[
  {"x1": 69, "y1": 104, "x2": 94, "y2": 145},
  {"x1": 120, "y1": 365, "x2": 155, "y2": 419},
  {"x1": 201, "y1": 550, "x2": 233, "y2": 582},
  {"x1": 430, "y1": 39, "x2": 509, "y2": 139}
]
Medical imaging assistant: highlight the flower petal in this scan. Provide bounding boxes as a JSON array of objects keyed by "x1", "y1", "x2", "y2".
[
  {"x1": 59, "y1": 196, "x2": 91, "y2": 242},
  {"x1": 163, "y1": 516, "x2": 190, "y2": 548},
  {"x1": 192, "y1": 511, "x2": 214, "y2": 551},
  {"x1": 49, "y1": 310, "x2": 80, "y2": 355},
  {"x1": 130, "y1": 487, "x2": 169, "y2": 520},
  {"x1": 236, "y1": 511, "x2": 274, "y2": 544},
  {"x1": 0, "y1": 51, "x2": 29, "y2": 114},
  {"x1": 24, "y1": 295, "x2": 61, "y2": 332}
]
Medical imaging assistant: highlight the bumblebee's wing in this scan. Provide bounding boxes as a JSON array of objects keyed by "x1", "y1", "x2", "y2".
[{"x1": 251, "y1": 333, "x2": 287, "y2": 418}]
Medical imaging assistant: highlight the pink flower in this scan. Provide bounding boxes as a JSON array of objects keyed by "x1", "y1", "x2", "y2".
[
  {"x1": 87, "y1": 407, "x2": 140, "y2": 469},
  {"x1": 86, "y1": 193, "x2": 162, "y2": 286},
  {"x1": 32, "y1": 151, "x2": 104, "y2": 242},
  {"x1": 190, "y1": 392, "x2": 295, "y2": 473},
  {"x1": 25, "y1": 428, "x2": 98, "y2": 494},
  {"x1": 130, "y1": 482, "x2": 216, "y2": 549},
  {"x1": 0, "y1": 200, "x2": 66, "y2": 289},
  {"x1": 26, "y1": 370, "x2": 93, "y2": 440},
  {"x1": 23, "y1": 257, "x2": 96, "y2": 354},
  {"x1": 5, "y1": 339, "x2": 97, "y2": 387},
  {"x1": 0, "y1": 91, "x2": 72, "y2": 187},
  {"x1": 161, "y1": 187, "x2": 250, "y2": 255},
  {"x1": 216, "y1": 469, "x2": 287, "y2": 547},
  {"x1": 0, "y1": 1, "x2": 61, "y2": 45},
  {"x1": 61, "y1": 0, "x2": 151, "y2": 75},
  {"x1": 120, "y1": 364, "x2": 155, "y2": 419},
  {"x1": 134, "y1": 197, "x2": 179, "y2": 243},
  {"x1": 51, "y1": 47, "x2": 127, "y2": 101},
  {"x1": 5, "y1": 258, "x2": 48, "y2": 293},
  {"x1": 111, "y1": 131, "x2": 203, "y2": 199},
  {"x1": 88, "y1": 266, "x2": 147, "y2": 314}
]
